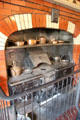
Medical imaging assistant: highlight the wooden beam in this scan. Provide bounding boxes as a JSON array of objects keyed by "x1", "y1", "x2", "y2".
[{"x1": 44, "y1": 0, "x2": 80, "y2": 12}]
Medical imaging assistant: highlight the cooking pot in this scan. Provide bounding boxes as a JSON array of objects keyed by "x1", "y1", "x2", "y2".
[
  {"x1": 50, "y1": 39, "x2": 58, "y2": 44},
  {"x1": 15, "y1": 41, "x2": 24, "y2": 46},
  {"x1": 27, "y1": 39, "x2": 37, "y2": 45},
  {"x1": 39, "y1": 36, "x2": 46, "y2": 44},
  {"x1": 58, "y1": 40, "x2": 64, "y2": 44},
  {"x1": 54, "y1": 56, "x2": 61, "y2": 62},
  {"x1": 61, "y1": 59, "x2": 69, "y2": 65}
]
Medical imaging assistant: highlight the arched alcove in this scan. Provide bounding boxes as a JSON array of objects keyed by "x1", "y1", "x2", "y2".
[
  {"x1": 6, "y1": 28, "x2": 73, "y2": 78},
  {"x1": 0, "y1": 13, "x2": 80, "y2": 95}
]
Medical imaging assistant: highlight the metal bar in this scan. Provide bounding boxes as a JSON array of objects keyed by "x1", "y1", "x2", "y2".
[
  {"x1": 0, "y1": 101, "x2": 4, "y2": 120},
  {"x1": 10, "y1": 74, "x2": 43, "y2": 87},
  {"x1": 0, "y1": 65, "x2": 80, "y2": 119},
  {"x1": 6, "y1": 101, "x2": 10, "y2": 120},
  {"x1": 0, "y1": 71, "x2": 79, "y2": 120},
  {"x1": 46, "y1": 86, "x2": 47, "y2": 120},
  {"x1": 0, "y1": 69, "x2": 80, "y2": 101},
  {"x1": 75, "y1": 75, "x2": 80, "y2": 113},
  {"x1": 51, "y1": 84, "x2": 54, "y2": 120},
  {"x1": 3, "y1": 101, "x2": 6, "y2": 120},
  {"x1": 31, "y1": 93, "x2": 33, "y2": 120}
]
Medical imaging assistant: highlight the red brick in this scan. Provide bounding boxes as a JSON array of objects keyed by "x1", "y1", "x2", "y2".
[
  {"x1": 0, "y1": 57, "x2": 6, "y2": 61},
  {"x1": 11, "y1": 10, "x2": 20, "y2": 15},
  {"x1": 11, "y1": 4, "x2": 20, "y2": 11},
  {"x1": 0, "y1": 50, "x2": 8, "y2": 83},
  {"x1": 4, "y1": 17, "x2": 15, "y2": 34},
  {"x1": 59, "y1": 16, "x2": 68, "y2": 31},
  {"x1": 3, "y1": 3, "x2": 12, "y2": 10},
  {"x1": 32, "y1": 14, "x2": 36, "y2": 28},
  {"x1": 0, "y1": 15, "x2": 5, "y2": 21},
  {"x1": 9, "y1": 16, "x2": 18, "y2": 32},
  {"x1": 0, "y1": 74, "x2": 7, "y2": 81},
  {"x1": 0, "y1": 68, "x2": 7, "y2": 75},
  {"x1": 74, "y1": 26, "x2": 80, "y2": 38},
  {"x1": 0, "y1": 3, "x2": 4, "y2": 8},
  {"x1": 4, "y1": 3, "x2": 20, "y2": 11},
  {"x1": 0, "y1": 50, "x2": 5, "y2": 58},
  {"x1": 0, "y1": 81, "x2": 9, "y2": 96},
  {"x1": 24, "y1": 1, "x2": 50, "y2": 13},
  {"x1": 0, "y1": 8, "x2": 11, "y2": 16},
  {"x1": 11, "y1": 0, "x2": 25, "y2": 6},
  {"x1": 0, "y1": 25, "x2": 9, "y2": 36},
  {"x1": 38, "y1": 14, "x2": 46, "y2": 28},
  {"x1": 32, "y1": 14, "x2": 46, "y2": 28},
  {"x1": 0, "y1": 20, "x2": 11, "y2": 35},
  {"x1": 0, "y1": 59, "x2": 5, "y2": 66},
  {"x1": 41, "y1": 14, "x2": 46, "y2": 28},
  {"x1": 19, "y1": 6, "x2": 46, "y2": 14},
  {"x1": 73, "y1": 45, "x2": 80, "y2": 64},
  {"x1": 0, "y1": 66, "x2": 7, "y2": 72},
  {"x1": 35, "y1": 14, "x2": 40, "y2": 28},
  {"x1": 3, "y1": 0, "x2": 11, "y2": 2}
]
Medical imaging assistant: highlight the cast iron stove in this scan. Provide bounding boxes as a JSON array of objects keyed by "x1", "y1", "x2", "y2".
[{"x1": 8, "y1": 61, "x2": 74, "y2": 95}]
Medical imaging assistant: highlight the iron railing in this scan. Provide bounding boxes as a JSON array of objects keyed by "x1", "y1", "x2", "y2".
[{"x1": 0, "y1": 67, "x2": 80, "y2": 120}]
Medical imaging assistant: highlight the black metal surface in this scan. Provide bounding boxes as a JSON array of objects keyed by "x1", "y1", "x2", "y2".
[
  {"x1": 8, "y1": 61, "x2": 74, "y2": 96},
  {"x1": 0, "y1": 68, "x2": 79, "y2": 100}
]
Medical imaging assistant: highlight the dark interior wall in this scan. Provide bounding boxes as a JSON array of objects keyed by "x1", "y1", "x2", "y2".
[
  {"x1": 7, "y1": 28, "x2": 73, "y2": 43},
  {"x1": 6, "y1": 28, "x2": 73, "y2": 70},
  {"x1": 6, "y1": 45, "x2": 73, "y2": 66}
]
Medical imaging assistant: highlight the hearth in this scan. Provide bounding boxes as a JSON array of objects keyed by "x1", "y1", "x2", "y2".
[
  {"x1": 8, "y1": 60, "x2": 74, "y2": 94},
  {"x1": 5, "y1": 28, "x2": 75, "y2": 119}
]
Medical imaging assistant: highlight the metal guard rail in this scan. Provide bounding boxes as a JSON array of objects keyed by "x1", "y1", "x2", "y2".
[
  {"x1": 0, "y1": 69, "x2": 80, "y2": 120},
  {"x1": 0, "y1": 69, "x2": 79, "y2": 101}
]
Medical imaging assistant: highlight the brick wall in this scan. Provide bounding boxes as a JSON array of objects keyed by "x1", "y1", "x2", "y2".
[
  {"x1": 0, "y1": 13, "x2": 79, "y2": 95},
  {"x1": 0, "y1": 1, "x2": 80, "y2": 119}
]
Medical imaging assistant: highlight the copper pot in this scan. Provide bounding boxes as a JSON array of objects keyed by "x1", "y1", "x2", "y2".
[
  {"x1": 27, "y1": 39, "x2": 37, "y2": 45},
  {"x1": 61, "y1": 59, "x2": 69, "y2": 65},
  {"x1": 15, "y1": 41, "x2": 24, "y2": 46},
  {"x1": 39, "y1": 36, "x2": 46, "y2": 44},
  {"x1": 50, "y1": 39, "x2": 58, "y2": 44},
  {"x1": 54, "y1": 56, "x2": 61, "y2": 62},
  {"x1": 58, "y1": 40, "x2": 64, "y2": 44}
]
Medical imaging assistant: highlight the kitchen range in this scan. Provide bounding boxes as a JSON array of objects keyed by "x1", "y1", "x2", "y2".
[
  {"x1": 8, "y1": 51, "x2": 74, "y2": 95},
  {"x1": 0, "y1": 0, "x2": 80, "y2": 119},
  {"x1": 5, "y1": 28, "x2": 75, "y2": 120}
]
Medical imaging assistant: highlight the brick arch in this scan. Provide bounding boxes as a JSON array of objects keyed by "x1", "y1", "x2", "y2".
[
  {"x1": 0, "y1": 13, "x2": 80, "y2": 95},
  {"x1": 0, "y1": 13, "x2": 79, "y2": 50}
]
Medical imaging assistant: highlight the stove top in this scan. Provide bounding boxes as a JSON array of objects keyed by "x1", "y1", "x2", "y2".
[
  {"x1": 9, "y1": 62, "x2": 74, "y2": 87},
  {"x1": 52, "y1": 62, "x2": 74, "y2": 70}
]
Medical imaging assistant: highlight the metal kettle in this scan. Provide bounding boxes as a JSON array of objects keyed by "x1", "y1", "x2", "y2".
[{"x1": 53, "y1": 56, "x2": 61, "y2": 62}]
